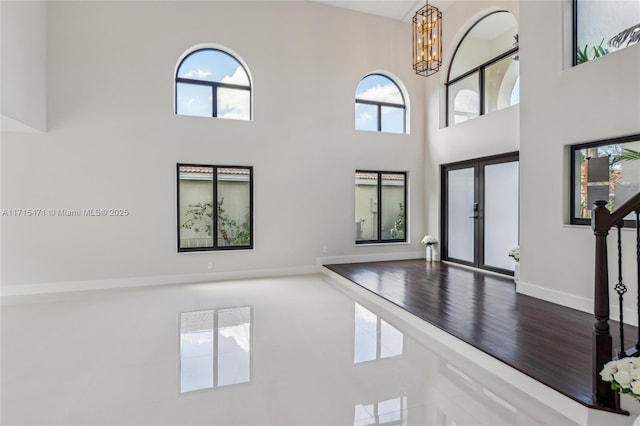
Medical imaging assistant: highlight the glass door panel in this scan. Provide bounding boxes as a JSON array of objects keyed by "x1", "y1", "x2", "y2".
[
  {"x1": 355, "y1": 172, "x2": 379, "y2": 242},
  {"x1": 483, "y1": 161, "x2": 519, "y2": 271},
  {"x1": 381, "y1": 173, "x2": 405, "y2": 240},
  {"x1": 446, "y1": 167, "x2": 476, "y2": 263},
  {"x1": 443, "y1": 153, "x2": 519, "y2": 275}
]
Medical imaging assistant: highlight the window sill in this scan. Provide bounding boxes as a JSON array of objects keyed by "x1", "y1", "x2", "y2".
[{"x1": 354, "y1": 241, "x2": 411, "y2": 247}]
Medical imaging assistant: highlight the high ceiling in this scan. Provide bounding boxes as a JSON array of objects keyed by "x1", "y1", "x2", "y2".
[{"x1": 312, "y1": 1, "x2": 452, "y2": 22}]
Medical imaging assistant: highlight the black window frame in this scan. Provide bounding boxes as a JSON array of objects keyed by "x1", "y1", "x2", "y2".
[
  {"x1": 177, "y1": 163, "x2": 254, "y2": 252},
  {"x1": 355, "y1": 74, "x2": 407, "y2": 134},
  {"x1": 570, "y1": 134, "x2": 640, "y2": 227},
  {"x1": 355, "y1": 170, "x2": 408, "y2": 245},
  {"x1": 445, "y1": 10, "x2": 519, "y2": 127},
  {"x1": 175, "y1": 48, "x2": 252, "y2": 120},
  {"x1": 572, "y1": 0, "x2": 579, "y2": 67}
]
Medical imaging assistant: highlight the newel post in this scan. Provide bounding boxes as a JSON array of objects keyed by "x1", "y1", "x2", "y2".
[{"x1": 592, "y1": 200, "x2": 616, "y2": 408}]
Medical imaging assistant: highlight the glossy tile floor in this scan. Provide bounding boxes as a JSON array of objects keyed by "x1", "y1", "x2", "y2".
[{"x1": 0, "y1": 274, "x2": 630, "y2": 425}]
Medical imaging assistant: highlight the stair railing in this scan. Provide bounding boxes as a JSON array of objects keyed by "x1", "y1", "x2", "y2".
[{"x1": 592, "y1": 192, "x2": 640, "y2": 409}]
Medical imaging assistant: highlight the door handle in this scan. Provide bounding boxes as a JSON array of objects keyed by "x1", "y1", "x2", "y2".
[{"x1": 469, "y1": 202, "x2": 479, "y2": 218}]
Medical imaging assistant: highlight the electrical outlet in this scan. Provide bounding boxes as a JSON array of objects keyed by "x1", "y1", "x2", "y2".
[
  {"x1": 322, "y1": 245, "x2": 328, "y2": 254},
  {"x1": 207, "y1": 262, "x2": 214, "y2": 270}
]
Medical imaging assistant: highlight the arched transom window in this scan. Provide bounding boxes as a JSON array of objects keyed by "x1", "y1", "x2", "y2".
[
  {"x1": 447, "y1": 11, "x2": 519, "y2": 126},
  {"x1": 355, "y1": 74, "x2": 407, "y2": 134},
  {"x1": 175, "y1": 48, "x2": 251, "y2": 120}
]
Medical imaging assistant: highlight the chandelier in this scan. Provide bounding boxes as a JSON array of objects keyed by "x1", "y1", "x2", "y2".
[{"x1": 412, "y1": 1, "x2": 442, "y2": 77}]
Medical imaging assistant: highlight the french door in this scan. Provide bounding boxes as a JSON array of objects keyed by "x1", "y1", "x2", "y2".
[{"x1": 441, "y1": 153, "x2": 519, "y2": 275}]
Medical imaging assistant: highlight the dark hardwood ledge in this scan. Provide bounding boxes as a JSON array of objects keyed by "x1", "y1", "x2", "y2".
[{"x1": 324, "y1": 259, "x2": 636, "y2": 414}]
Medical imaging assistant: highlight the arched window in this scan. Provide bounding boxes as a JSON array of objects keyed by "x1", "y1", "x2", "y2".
[
  {"x1": 447, "y1": 11, "x2": 519, "y2": 126},
  {"x1": 355, "y1": 74, "x2": 406, "y2": 134},
  {"x1": 175, "y1": 48, "x2": 251, "y2": 120}
]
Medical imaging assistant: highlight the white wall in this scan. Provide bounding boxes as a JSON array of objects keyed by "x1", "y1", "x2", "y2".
[
  {"x1": 0, "y1": 1, "x2": 426, "y2": 292},
  {"x1": 0, "y1": 0, "x2": 47, "y2": 132}
]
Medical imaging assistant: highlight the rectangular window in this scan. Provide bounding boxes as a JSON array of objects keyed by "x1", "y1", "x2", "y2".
[
  {"x1": 574, "y1": 0, "x2": 640, "y2": 65},
  {"x1": 355, "y1": 171, "x2": 407, "y2": 244},
  {"x1": 177, "y1": 164, "x2": 253, "y2": 252},
  {"x1": 571, "y1": 135, "x2": 640, "y2": 226}
]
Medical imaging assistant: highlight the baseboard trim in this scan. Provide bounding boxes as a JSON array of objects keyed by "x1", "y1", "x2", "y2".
[
  {"x1": 517, "y1": 280, "x2": 638, "y2": 327},
  {"x1": 0, "y1": 265, "x2": 321, "y2": 297},
  {"x1": 516, "y1": 280, "x2": 593, "y2": 314},
  {"x1": 316, "y1": 251, "x2": 424, "y2": 266},
  {"x1": 1, "y1": 251, "x2": 423, "y2": 297}
]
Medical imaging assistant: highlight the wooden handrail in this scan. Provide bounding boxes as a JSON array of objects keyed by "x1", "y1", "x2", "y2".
[{"x1": 595, "y1": 192, "x2": 640, "y2": 231}]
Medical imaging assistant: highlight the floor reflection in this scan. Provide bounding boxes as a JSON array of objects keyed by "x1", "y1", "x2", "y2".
[
  {"x1": 354, "y1": 397, "x2": 404, "y2": 426},
  {"x1": 354, "y1": 303, "x2": 404, "y2": 364},
  {"x1": 180, "y1": 306, "x2": 251, "y2": 393}
]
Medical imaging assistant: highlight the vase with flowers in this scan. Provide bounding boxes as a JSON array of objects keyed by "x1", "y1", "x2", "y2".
[
  {"x1": 508, "y1": 246, "x2": 520, "y2": 283},
  {"x1": 600, "y1": 357, "x2": 640, "y2": 424},
  {"x1": 421, "y1": 235, "x2": 438, "y2": 261}
]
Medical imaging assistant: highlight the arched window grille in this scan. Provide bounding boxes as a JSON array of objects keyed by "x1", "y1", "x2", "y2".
[{"x1": 175, "y1": 48, "x2": 251, "y2": 120}]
